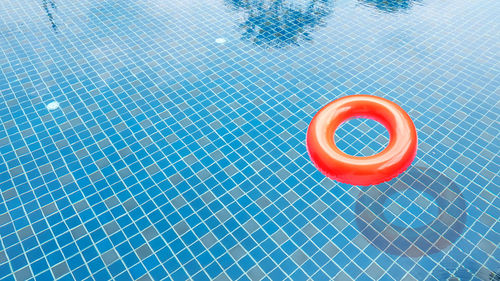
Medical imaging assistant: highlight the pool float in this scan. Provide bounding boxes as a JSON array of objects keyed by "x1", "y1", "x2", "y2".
[{"x1": 307, "y1": 95, "x2": 417, "y2": 186}]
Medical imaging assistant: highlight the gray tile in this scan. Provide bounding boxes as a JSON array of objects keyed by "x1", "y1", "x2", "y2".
[
  {"x1": 38, "y1": 164, "x2": 53, "y2": 175},
  {"x1": 247, "y1": 265, "x2": 265, "y2": 281},
  {"x1": 104, "y1": 196, "x2": 120, "y2": 209},
  {"x1": 89, "y1": 170, "x2": 104, "y2": 183},
  {"x1": 296, "y1": 120, "x2": 308, "y2": 130},
  {"x1": 479, "y1": 148, "x2": 495, "y2": 160},
  {"x1": 158, "y1": 109, "x2": 171, "y2": 120},
  {"x1": 71, "y1": 225, "x2": 87, "y2": 240},
  {"x1": 243, "y1": 219, "x2": 259, "y2": 234},
  {"x1": 233, "y1": 117, "x2": 246, "y2": 127},
  {"x1": 207, "y1": 105, "x2": 219, "y2": 113},
  {"x1": 74, "y1": 199, "x2": 90, "y2": 212},
  {"x1": 286, "y1": 149, "x2": 300, "y2": 160},
  {"x1": 102, "y1": 249, "x2": 119, "y2": 265},
  {"x1": 123, "y1": 198, "x2": 139, "y2": 212},
  {"x1": 361, "y1": 147, "x2": 375, "y2": 156},
  {"x1": 283, "y1": 190, "x2": 299, "y2": 204},
  {"x1": 479, "y1": 213, "x2": 495, "y2": 227},
  {"x1": 279, "y1": 131, "x2": 292, "y2": 141},
  {"x1": 276, "y1": 168, "x2": 290, "y2": 181},
  {"x1": 136, "y1": 244, "x2": 153, "y2": 260},
  {"x1": 103, "y1": 221, "x2": 120, "y2": 235},
  {"x1": 166, "y1": 134, "x2": 179, "y2": 143},
  {"x1": 55, "y1": 139, "x2": 69, "y2": 149},
  {"x1": 476, "y1": 267, "x2": 495, "y2": 281},
  {"x1": 366, "y1": 262, "x2": 384, "y2": 280},
  {"x1": 457, "y1": 155, "x2": 472, "y2": 166},
  {"x1": 14, "y1": 266, "x2": 32, "y2": 281},
  {"x1": 0, "y1": 251, "x2": 7, "y2": 263},
  {"x1": 256, "y1": 196, "x2": 271, "y2": 209},
  {"x1": 3, "y1": 120, "x2": 14, "y2": 131},
  {"x1": 480, "y1": 167, "x2": 495, "y2": 180},
  {"x1": 302, "y1": 223, "x2": 318, "y2": 238},
  {"x1": 197, "y1": 136, "x2": 210, "y2": 147},
  {"x1": 238, "y1": 133, "x2": 251, "y2": 144},
  {"x1": 280, "y1": 109, "x2": 292, "y2": 118},
  {"x1": 443, "y1": 167, "x2": 458, "y2": 180},
  {"x1": 173, "y1": 221, "x2": 189, "y2": 236},
  {"x1": 335, "y1": 271, "x2": 354, "y2": 281},
  {"x1": 9, "y1": 166, "x2": 23, "y2": 177},
  {"x1": 321, "y1": 177, "x2": 337, "y2": 189},
  {"x1": 42, "y1": 202, "x2": 58, "y2": 216},
  {"x1": 51, "y1": 261, "x2": 69, "y2": 279},
  {"x1": 401, "y1": 274, "x2": 418, "y2": 281},
  {"x1": 146, "y1": 163, "x2": 160, "y2": 175},
  {"x1": 201, "y1": 191, "x2": 216, "y2": 204},
  {"x1": 214, "y1": 272, "x2": 231, "y2": 281},
  {"x1": 251, "y1": 160, "x2": 264, "y2": 171},
  {"x1": 139, "y1": 136, "x2": 153, "y2": 148},
  {"x1": 210, "y1": 120, "x2": 223, "y2": 130},
  {"x1": 142, "y1": 226, "x2": 159, "y2": 241},
  {"x1": 97, "y1": 138, "x2": 111, "y2": 149},
  {"x1": 114, "y1": 122, "x2": 128, "y2": 133},
  {"x1": 312, "y1": 200, "x2": 328, "y2": 213},
  {"x1": 169, "y1": 173, "x2": 183, "y2": 185},
  {"x1": 322, "y1": 242, "x2": 340, "y2": 258},
  {"x1": 59, "y1": 174, "x2": 74, "y2": 186},
  {"x1": 74, "y1": 148, "x2": 89, "y2": 159},
  {"x1": 118, "y1": 147, "x2": 133, "y2": 158},
  {"x1": 228, "y1": 187, "x2": 244, "y2": 200},
  {"x1": 197, "y1": 169, "x2": 212, "y2": 180},
  {"x1": 171, "y1": 195, "x2": 187, "y2": 209},
  {"x1": 477, "y1": 239, "x2": 495, "y2": 255},
  {"x1": 137, "y1": 274, "x2": 153, "y2": 281},
  {"x1": 332, "y1": 216, "x2": 348, "y2": 232},
  {"x1": 17, "y1": 225, "x2": 34, "y2": 240},
  {"x1": 386, "y1": 201, "x2": 404, "y2": 216},
  {"x1": 15, "y1": 146, "x2": 29, "y2": 157},
  {"x1": 95, "y1": 158, "x2": 111, "y2": 169},
  {"x1": 271, "y1": 229, "x2": 288, "y2": 245},
  {"x1": 201, "y1": 233, "x2": 217, "y2": 249},
  {"x1": 118, "y1": 167, "x2": 132, "y2": 179},
  {"x1": 215, "y1": 209, "x2": 231, "y2": 223},
  {"x1": 224, "y1": 164, "x2": 238, "y2": 177},
  {"x1": 291, "y1": 249, "x2": 308, "y2": 266},
  {"x1": 0, "y1": 137, "x2": 9, "y2": 147},
  {"x1": 257, "y1": 113, "x2": 269, "y2": 123},
  {"x1": 229, "y1": 244, "x2": 245, "y2": 261},
  {"x1": 183, "y1": 154, "x2": 197, "y2": 166},
  {"x1": 2, "y1": 188, "x2": 17, "y2": 201},
  {"x1": 140, "y1": 119, "x2": 154, "y2": 129}
]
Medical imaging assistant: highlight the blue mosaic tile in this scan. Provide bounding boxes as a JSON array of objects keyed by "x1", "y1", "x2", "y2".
[{"x1": 0, "y1": 0, "x2": 499, "y2": 280}]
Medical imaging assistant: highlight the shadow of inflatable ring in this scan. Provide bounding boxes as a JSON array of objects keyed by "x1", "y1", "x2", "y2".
[{"x1": 355, "y1": 166, "x2": 467, "y2": 257}]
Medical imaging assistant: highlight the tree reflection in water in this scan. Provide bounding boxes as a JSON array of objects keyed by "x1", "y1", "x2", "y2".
[
  {"x1": 226, "y1": 0, "x2": 333, "y2": 48},
  {"x1": 359, "y1": 0, "x2": 421, "y2": 13},
  {"x1": 42, "y1": 0, "x2": 58, "y2": 31}
]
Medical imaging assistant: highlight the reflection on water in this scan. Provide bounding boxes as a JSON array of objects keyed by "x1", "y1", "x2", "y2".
[
  {"x1": 359, "y1": 0, "x2": 421, "y2": 13},
  {"x1": 226, "y1": 0, "x2": 333, "y2": 48},
  {"x1": 355, "y1": 166, "x2": 467, "y2": 257},
  {"x1": 42, "y1": 0, "x2": 58, "y2": 31}
]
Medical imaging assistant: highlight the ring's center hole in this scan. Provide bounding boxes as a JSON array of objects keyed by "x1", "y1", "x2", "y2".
[
  {"x1": 334, "y1": 118, "x2": 389, "y2": 157},
  {"x1": 383, "y1": 189, "x2": 440, "y2": 229}
]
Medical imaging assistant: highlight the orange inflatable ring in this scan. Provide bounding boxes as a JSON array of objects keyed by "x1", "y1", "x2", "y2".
[{"x1": 307, "y1": 95, "x2": 417, "y2": 186}]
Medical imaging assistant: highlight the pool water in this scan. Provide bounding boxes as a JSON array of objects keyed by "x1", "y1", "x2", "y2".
[{"x1": 0, "y1": 0, "x2": 499, "y2": 280}]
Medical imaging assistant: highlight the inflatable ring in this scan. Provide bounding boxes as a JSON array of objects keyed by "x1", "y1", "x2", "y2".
[{"x1": 307, "y1": 95, "x2": 417, "y2": 186}]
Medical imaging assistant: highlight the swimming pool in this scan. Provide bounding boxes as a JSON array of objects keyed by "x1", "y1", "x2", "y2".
[{"x1": 0, "y1": 0, "x2": 498, "y2": 280}]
